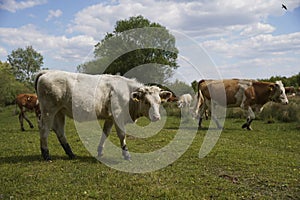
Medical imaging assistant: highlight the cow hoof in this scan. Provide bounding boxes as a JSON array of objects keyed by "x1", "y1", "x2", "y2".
[
  {"x1": 68, "y1": 154, "x2": 76, "y2": 159},
  {"x1": 97, "y1": 152, "x2": 104, "y2": 158},
  {"x1": 44, "y1": 156, "x2": 52, "y2": 161},
  {"x1": 241, "y1": 123, "x2": 247, "y2": 129},
  {"x1": 242, "y1": 124, "x2": 252, "y2": 130},
  {"x1": 124, "y1": 156, "x2": 132, "y2": 161},
  {"x1": 122, "y1": 151, "x2": 131, "y2": 161},
  {"x1": 30, "y1": 125, "x2": 34, "y2": 129},
  {"x1": 41, "y1": 148, "x2": 51, "y2": 161},
  {"x1": 97, "y1": 147, "x2": 104, "y2": 157},
  {"x1": 21, "y1": 128, "x2": 25, "y2": 131}
]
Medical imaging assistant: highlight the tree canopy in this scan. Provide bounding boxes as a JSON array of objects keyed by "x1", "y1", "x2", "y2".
[
  {"x1": 166, "y1": 80, "x2": 195, "y2": 96},
  {"x1": 0, "y1": 61, "x2": 33, "y2": 106},
  {"x1": 258, "y1": 72, "x2": 300, "y2": 87},
  {"x1": 77, "y1": 15, "x2": 179, "y2": 84},
  {"x1": 7, "y1": 46, "x2": 43, "y2": 84}
]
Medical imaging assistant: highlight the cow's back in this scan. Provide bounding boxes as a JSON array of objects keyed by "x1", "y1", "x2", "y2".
[
  {"x1": 36, "y1": 71, "x2": 82, "y2": 120},
  {"x1": 16, "y1": 93, "x2": 38, "y2": 108},
  {"x1": 201, "y1": 79, "x2": 253, "y2": 107},
  {"x1": 35, "y1": 70, "x2": 143, "y2": 121},
  {"x1": 36, "y1": 71, "x2": 73, "y2": 104}
]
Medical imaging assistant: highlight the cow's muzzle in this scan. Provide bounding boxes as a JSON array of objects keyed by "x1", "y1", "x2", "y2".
[{"x1": 151, "y1": 115, "x2": 161, "y2": 122}]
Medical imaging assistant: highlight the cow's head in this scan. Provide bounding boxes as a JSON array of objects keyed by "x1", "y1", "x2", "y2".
[
  {"x1": 269, "y1": 80, "x2": 289, "y2": 105},
  {"x1": 177, "y1": 100, "x2": 184, "y2": 108},
  {"x1": 131, "y1": 86, "x2": 172, "y2": 122}
]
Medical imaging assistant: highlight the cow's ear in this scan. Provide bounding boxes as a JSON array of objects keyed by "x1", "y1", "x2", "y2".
[
  {"x1": 269, "y1": 84, "x2": 275, "y2": 92},
  {"x1": 160, "y1": 91, "x2": 172, "y2": 102},
  {"x1": 131, "y1": 91, "x2": 141, "y2": 102}
]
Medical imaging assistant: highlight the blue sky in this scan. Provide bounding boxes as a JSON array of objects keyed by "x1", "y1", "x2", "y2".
[{"x1": 0, "y1": 0, "x2": 299, "y2": 81}]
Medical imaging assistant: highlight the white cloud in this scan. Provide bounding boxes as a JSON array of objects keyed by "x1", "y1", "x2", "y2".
[
  {"x1": 203, "y1": 32, "x2": 300, "y2": 57},
  {"x1": 0, "y1": 46, "x2": 8, "y2": 58},
  {"x1": 240, "y1": 23, "x2": 275, "y2": 37},
  {"x1": 0, "y1": 0, "x2": 47, "y2": 13},
  {"x1": 218, "y1": 55, "x2": 299, "y2": 79},
  {"x1": 46, "y1": 9, "x2": 63, "y2": 22},
  {"x1": 0, "y1": 24, "x2": 96, "y2": 67},
  {"x1": 201, "y1": 32, "x2": 300, "y2": 78},
  {"x1": 67, "y1": 0, "x2": 300, "y2": 40}
]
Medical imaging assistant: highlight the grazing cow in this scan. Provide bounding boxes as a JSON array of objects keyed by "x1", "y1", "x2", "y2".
[
  {"x1": 35, "y1": 70, "x2": 172, "y2": 161},
  {"x1": 167, "y1": 94, "x2": 178, "y2": 102},
  {"x1": 285, "y1": 86, "x2": 295, "y2": 94},
  {"x1": 15, "y1": 93, "x2": 40, "y2": 131},
  {"x1": 195, "y1": 79, "x2": 288, "y2": 130},
  {"x1": 177, "y1": 94, "x2": 192, "y2": 108},
  {"x1": 285, "y1": 86, "x2": 296, "y2": 98}
]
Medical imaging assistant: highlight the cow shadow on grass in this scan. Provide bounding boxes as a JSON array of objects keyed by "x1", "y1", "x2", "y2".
[
  {"x1": 0, "y1": 154, "x2": 100, "y2": 164},
  {"x1": 0, "y1": 155, "x2": 42, "y2": 164}
]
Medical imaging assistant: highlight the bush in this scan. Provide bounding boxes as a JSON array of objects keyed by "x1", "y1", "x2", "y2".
[
  {"x1": 196, "y1": 96, "x2": 300, "y2": 123},
  {"x1": 0, "y1": 61, "x2": 34, "y2": 106},
  {"x1": 226, "y1": 108, "x2": 245, "y2": 119},
  {"x1": 163, "y1": 102, "x2": 181, "y2": 117},
  {"x1": 259, "y1": 100, "x2": 300, "y2": 122}
]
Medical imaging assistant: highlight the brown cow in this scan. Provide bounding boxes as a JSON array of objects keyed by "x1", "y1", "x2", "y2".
[
  {"x1": 285, "y1": 86, "x2": 295, "y2": 94},
  {"x1": 16, "y1": 93, "x2": 40, "y2": 131},
  {"x1": 195, "y1": 79, "x2": 288, "y2": 130}
]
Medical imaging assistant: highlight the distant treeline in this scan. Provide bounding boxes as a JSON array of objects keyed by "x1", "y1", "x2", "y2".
[{"x1": 258, "y1": 72, "x2": 300, "y2": 87}]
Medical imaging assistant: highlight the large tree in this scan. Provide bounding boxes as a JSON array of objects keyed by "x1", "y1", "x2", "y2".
[
  {"x1": 78, "y1": 15, "x2": 179, "y2": 84},
  {"x1": 7, "y1": 46, "x2": 43, "y2": 83}
]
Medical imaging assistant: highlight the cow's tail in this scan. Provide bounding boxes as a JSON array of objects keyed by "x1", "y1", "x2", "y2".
[
  {"x1": 34, "y1": 70, "x2": 48, "y2": 93},
  {"x1": 194, "y1": 89, "x2": 205, "y2": 117}
]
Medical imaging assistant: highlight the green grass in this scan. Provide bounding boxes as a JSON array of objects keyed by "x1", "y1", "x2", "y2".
[{"x1": 0, "y1": 106, "x2": 299, "y2": 199}]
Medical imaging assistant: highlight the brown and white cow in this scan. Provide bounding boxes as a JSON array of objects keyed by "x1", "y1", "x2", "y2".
[
  {"x1": 195, "y1": 79, "x2": 288, "y2": 130},
  {"x1": 35, "y1": 70, "x2": 172, "y2": 161},
  {"x1": 16, "y1": 93, "x2": 40, "y2": 131}
]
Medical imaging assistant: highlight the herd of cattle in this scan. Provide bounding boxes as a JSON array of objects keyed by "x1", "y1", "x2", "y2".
[{"x1": 15, "y1": 70, "x2": 297, "y2": 161}]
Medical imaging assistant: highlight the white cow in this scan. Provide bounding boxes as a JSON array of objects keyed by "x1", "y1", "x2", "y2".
[
  {"x1": 177, "y1": 94, "x2": 193, "y2": 109},
  {"x1": 35, "y1": 70, "x2": 172, "y2": 161}
]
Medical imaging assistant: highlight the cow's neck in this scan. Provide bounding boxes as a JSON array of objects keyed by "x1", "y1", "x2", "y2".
[
  {"x1": 129, "y1": 99, "x2": 142, "y2": 121},
  {"x1": 252, "y1": 82, "x2": 272, "y2": 105}
]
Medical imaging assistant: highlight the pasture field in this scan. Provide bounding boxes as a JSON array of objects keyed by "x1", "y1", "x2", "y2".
[{"x1": 0, "y1": 105, "x2": 299, "y2": 199}]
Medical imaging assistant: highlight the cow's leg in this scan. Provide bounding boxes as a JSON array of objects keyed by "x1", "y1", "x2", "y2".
[
  {"x1": 19, "y1": 112, "x2": 25, "y2": 131},
  {"x1": 205, "y1": 110, "x2": 209, "y2": 120},
  {"x1": 211, "y1": 103, "x2": 223, "y2": 129},
  {"x1": 52, "y1": 111, "x2": 75, "y2": 159},
  {"x1": 198, "y1": 103, "x2": 208, "y2": 129},
  {"x1": 97, "y1": 119, "x2": 113, "y2": 157},
  {"x1": 22, "y1": 112, "x2": 34, "y2": 129},
  {"x1": 242, "y1": 107, "x2": 255, "y2": 130},
  {"x1": 212, "y1": 115, "x2": 222, "y2": 129},
  {"x1": 198, "y1": 117, "x2": 203, "y2": 129},
  {"x1": 39, "y1": 113, "x2": 54, "y2": 161},
  {"x1": 115, "y1": 124, "x2": 131, "y2": 160}
]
